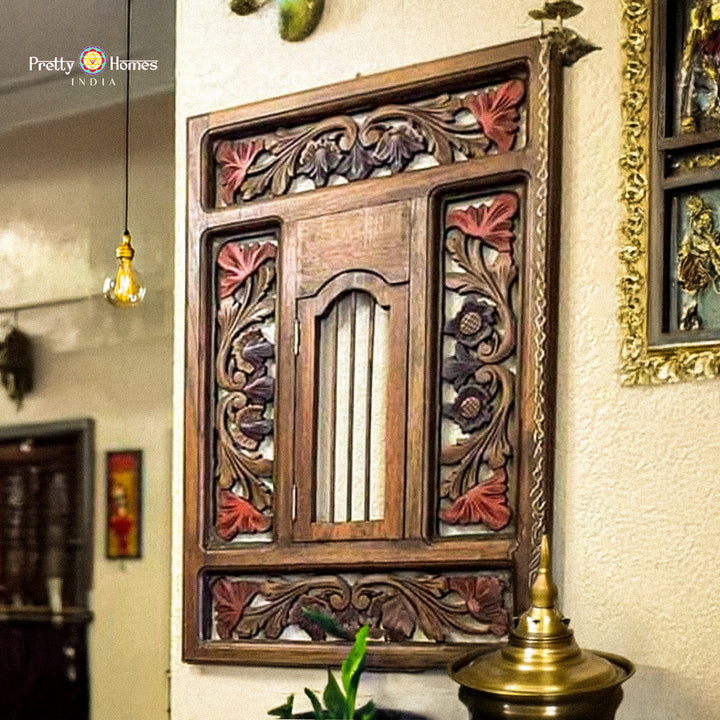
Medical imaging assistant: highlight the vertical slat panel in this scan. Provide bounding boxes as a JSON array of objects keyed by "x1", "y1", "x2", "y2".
[
  {"x1": 351, "y1": 294, "x2": 371, "y2": 522},
  {"x1": 364, "y1": 301, "x2": 376, "y2": 522},
  {"x1": 315, "y1": 303, "x2": 336, "y2": 523},
  {"x1": 329, "y1": 305, "x2": 339, "y2": 521},
  {"x1": 333, "y1": 297, "x2": 351, "y2": 522},
  {"x1": 369, "y1": 304, "x2": 389, "y2": 521},
  {"x1": 346, "y1": 292, "x2": 357, "y2": 522}
]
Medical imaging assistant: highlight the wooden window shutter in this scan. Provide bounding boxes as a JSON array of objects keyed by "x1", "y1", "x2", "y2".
[{"x1": 184, "y1": 37, "x2": 564, "y2": 668}]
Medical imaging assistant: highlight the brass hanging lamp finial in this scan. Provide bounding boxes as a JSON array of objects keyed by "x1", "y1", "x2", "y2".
[{"x1": 450, "y1": 535, "x2": 635, "y2": 720}]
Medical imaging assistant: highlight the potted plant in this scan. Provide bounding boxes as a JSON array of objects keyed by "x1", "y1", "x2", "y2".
[{"x1": 268, "y1": 611, "x2": 431, "y2": 720}]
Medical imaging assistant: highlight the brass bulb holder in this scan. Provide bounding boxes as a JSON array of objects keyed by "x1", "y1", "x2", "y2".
[
  {"x1": 449, "y1": 536, "x2": 635, "y2": 720},
  {"x1": 116, "y1": 231, "x2": 135, "y2": 260}
]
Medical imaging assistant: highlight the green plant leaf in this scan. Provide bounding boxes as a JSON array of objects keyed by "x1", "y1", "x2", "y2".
[
  {"x1": 323, "y1": 669, "x2": 347, "y2": 719},
  {"x1": 268, "y1": 693, "x2": 295, "y2": 718},
  {"x1": 341, "y1": 624, "x2": 369, "y2": 714},
  {"x1": 355, "y1": 699, "x2": 376, "y2": 720},
  {"x1": 304, "y1": 688, "x2": 325, "y2": 720},
  {"x1": 301, "y1": 606, "x2": 354, "y2": 640}
]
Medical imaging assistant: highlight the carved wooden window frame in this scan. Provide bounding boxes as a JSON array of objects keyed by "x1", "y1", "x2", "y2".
[{"x1": 184, "y1": 37, "x2": 563, "y2": 669}]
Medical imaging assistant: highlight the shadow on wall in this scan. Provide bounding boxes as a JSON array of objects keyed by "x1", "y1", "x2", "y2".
[{"x1": 619, "y1": 665, "x2": 705, "y2": 719}]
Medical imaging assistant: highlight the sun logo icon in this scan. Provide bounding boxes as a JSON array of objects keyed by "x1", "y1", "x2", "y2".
[{"x1": 79, "y1": 47, "x2": 106, "y2": 74}]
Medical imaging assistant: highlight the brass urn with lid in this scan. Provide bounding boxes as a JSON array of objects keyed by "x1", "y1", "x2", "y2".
[{"x1": 450, "y1": 537, "x2": 634, "y2": 720}]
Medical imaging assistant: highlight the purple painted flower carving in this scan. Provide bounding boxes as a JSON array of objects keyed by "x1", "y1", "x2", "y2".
[
  {"x1": 298, "y1": 136, "x2": 343, "y2": 185},
  {"x1": 372, "y1": 123, "x2": 425, "y2": 173},
  {"x1": 445, "y1": 297, "x2": 497, "y2": 348},
  {"x1": 444, "y1": 383, "x2": 495, "y2": 434}
]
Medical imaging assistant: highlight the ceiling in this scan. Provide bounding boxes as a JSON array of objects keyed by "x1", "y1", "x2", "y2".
[{"x1": 0, "y1": 0, "x2": 175, "y2": 135}]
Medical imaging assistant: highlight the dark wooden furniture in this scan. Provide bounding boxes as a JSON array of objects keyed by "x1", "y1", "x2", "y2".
[
  {"x1": 0, "y1": 419, "x2": 94, "y2": 720},
  {"x1": 184, "y1": 37, "x2": 564, "y2": 668}
]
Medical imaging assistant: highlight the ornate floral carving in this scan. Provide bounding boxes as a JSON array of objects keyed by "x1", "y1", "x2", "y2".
[
  {"x1": 214, "y1": 81, "x2": 526, "y2": 206},
  {"x1": 439, "y1": 468, "x2": 511, "y2": 530},
  {"x1": 463, "y1": 79, "x2": 525, "y2": 153},
  {"x1": 216, "y1": 140, "x2": 262, "y2": 205},
  {"x1": 439, "y1": 193, "x2": 518, "y2": 532},
  {"x1": 212, "y1": 578, "x2": 261, "y2": 640},
  {"x1": 212, "y1": 572, "x2": 509, "y2": 642},
  {"x1": 214, "y1": 240, "x2": 277, "y2": 538}
]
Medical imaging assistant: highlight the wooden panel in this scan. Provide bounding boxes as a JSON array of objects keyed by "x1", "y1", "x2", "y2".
[
  {"x1": 295, "y1": 201, "x2": 410, "y2": 297},
  {"x1": 184, "y1": 36, "x2": 563, "y2": 667}
]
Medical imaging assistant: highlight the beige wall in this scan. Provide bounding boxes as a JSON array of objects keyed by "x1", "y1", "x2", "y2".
[
  {"x1": 173, "y1": 1, "x2": 720, "y2": 719},
  {"x1": 0, "y1": 93, "x2": 174, "y2": 720}
]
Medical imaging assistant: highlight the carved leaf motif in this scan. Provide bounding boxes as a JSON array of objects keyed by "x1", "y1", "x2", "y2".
[
  {"x1": 213, "y1": 579, "x2": 260, "y2": 640},
  {"x1": 378, "y1": 594, "x2": 417, "y2": 642},
  {"x1": 216, "y1": 489, "x2": 272, "y2": 540},
  {"x1": 439, "y1": 468, "x2": 511, "y2": 530},
  {"x1": 463, "y1": 79, "x2": 525, "y2": 152},
  {"x1": 448, "y1": 575, "x2": 508, "y2": 636},
  {"x1": 298, "y1": 136, "x2": 343, "y2": 184},
  {"x1": 336, "y1": 142, "x2": 377, "y2": 180},
  {"x1": 372, "y1": 123, "x2": 426, "y2": 173},
  {"x1": 217, "y1": 242, "x2": 277, "y2": 299},
  {"x1": 216, "y1": 140, "x2": 263, "y2": 205},
  {"x1": 442, "y1": 343, "x2": 482, "y2": 390},
  {"x1": 446, "y1": 193, "x2": 519, "y2": 254}
]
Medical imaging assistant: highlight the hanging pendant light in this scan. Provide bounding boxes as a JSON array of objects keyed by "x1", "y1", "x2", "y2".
[{"x1": 103, "y1": 0, "x2": 146, "y2": 307}]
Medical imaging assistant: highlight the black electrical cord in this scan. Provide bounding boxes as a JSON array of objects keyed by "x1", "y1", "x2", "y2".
[{"x1": 123, "y1": 0, "x2": 132, "y2": 235}]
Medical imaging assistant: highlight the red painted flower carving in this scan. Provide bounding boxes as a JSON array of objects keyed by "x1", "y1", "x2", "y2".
[
  {"x1": 216, "y1": 140, "x2": 262, "y2": 205},
  {"x1": 464, "y1": 79, "x2": 525, "y2": 152},
  {"x1": 449, "y1": 575, "x2": 509, "y2": 636},
  {"x1": 446, "y1": 193, "x2": 518, "y2": 254},
  {"x1": 439, "y1": 468, "x2": 510, "y2": 530},
  {"x1": 217, "y1": 241, "x2": 276, "y2": 299},
  {"x1": 212, "y1": 578, "x2": 260, "y2": 640},
  {"x1": 216, "y1": 489, "x2": 271, "y2": 539}
]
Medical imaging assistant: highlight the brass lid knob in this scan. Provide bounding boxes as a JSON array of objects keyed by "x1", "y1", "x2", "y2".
[{"x1": 450, "y1": 536, "x2": 635, "y2": 698}]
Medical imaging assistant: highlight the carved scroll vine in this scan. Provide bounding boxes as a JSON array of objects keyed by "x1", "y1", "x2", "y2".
[
  {"x1": 211, "y1": 572, "x2": 509, "y2": 642},
  {"x1": 214, "y1": 241, "x2": 277, "y2": 539},
  {"x1": 438, "y1": 193, "x2": 518, "y2": 532},
  {"x1": 214, "y1": 79, "x2": 526, "y2": 206}
]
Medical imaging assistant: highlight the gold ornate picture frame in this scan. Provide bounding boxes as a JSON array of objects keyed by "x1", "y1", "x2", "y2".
[{"x1": 621, "y1": 0, "x2": 720, "y2": 384}]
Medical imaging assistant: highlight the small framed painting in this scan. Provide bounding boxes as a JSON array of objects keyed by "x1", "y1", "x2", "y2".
[{"x1": 106, "y1": 450, "x2": 142, "y2": 559}]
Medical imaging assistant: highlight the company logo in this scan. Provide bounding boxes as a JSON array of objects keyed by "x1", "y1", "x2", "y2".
[
  {"x1": 79, "y1": 47, "x2": 107, "y2": 74},
  {"x1": 27, "y1": 47, "x2": 159, "y2": 88}
]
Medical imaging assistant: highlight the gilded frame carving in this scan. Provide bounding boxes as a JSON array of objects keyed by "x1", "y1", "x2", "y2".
[{"x1": 620, "y1": 0, "x2": 720, "y2": 384}]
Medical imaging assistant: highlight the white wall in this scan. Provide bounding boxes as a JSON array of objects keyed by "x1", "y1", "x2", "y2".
[
  {"x1": 173, "y1": 2, "x2": 720, "y2": 719},
  {"x1": 0, "y1": 93, "x2": 174, "y2": 720}
]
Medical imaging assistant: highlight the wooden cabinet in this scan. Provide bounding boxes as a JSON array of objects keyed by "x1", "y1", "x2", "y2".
[{"x1": 0, "y1": 420, "x2": 93, "y2": 720}]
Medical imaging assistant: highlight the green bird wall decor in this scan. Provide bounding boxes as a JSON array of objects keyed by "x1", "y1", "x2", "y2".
[{"x1": 230, "y1": 0, "x2": 325, "y2": 42}]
